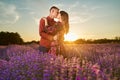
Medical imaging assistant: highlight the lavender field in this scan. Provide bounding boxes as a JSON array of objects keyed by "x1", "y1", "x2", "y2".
[{"x1": 0, "y1": 43, "x2": 120, "y2": 80}]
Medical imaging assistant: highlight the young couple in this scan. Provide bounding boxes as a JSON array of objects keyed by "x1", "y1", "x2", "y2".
[{"x1": 39, "y1": 6, "x2": 69, "y2": 55}]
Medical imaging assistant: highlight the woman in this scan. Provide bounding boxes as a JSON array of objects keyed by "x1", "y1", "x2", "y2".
[{"x1": 48, "y1": 11, "x2": 69, "y2": 55}]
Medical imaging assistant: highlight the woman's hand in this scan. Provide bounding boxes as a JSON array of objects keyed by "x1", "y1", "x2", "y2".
[
  {"x1": 54, "y1": 18, "x2": 59, "y2": 22},
  {"x1": 53, "y1": 35, "x2": 57, "y2": 40}
]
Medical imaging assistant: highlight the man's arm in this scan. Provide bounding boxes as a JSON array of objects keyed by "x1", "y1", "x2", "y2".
[{"x1": 39, "y1": 18, "x2": 53, "y2": 41}]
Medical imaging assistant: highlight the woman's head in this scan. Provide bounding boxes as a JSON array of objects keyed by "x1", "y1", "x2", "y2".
[{"x1": 58, "y1": 11, "x2": 69, "y2": 34}]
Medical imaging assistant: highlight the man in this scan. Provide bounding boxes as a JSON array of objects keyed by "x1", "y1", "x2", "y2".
[{"x1": 39, "y1": 6, "x2": 59, "y2": 53}]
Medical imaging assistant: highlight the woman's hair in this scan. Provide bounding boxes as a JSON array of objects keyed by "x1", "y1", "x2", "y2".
[{"x1": 60, "y1": 11, "x2": 69, "y2": 34}]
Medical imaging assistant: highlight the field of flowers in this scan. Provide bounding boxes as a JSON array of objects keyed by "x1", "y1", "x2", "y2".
[{"x1": 0, "y1": 43, "x2": 120, "y2": 80}]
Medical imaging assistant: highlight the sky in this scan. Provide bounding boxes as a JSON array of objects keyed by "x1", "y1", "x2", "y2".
[{"x1": 0, "y1": 0, "x2": 120, "y2": 42}]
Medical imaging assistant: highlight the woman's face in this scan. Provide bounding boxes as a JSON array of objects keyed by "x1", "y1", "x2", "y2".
[{"x1": 57, "y1": 13, "x2": 62, "y2": 22}]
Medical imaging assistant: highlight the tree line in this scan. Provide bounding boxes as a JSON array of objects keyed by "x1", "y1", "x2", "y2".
[
  {"x1": 65, "y1": 37, "x2": 120, "y2": 44},
  {"x1": 0, "y1": 31, "x2": 120, "y2": 45},
  {"x1": 0, "y1": 31, "x2": 24, "y2": 45}
]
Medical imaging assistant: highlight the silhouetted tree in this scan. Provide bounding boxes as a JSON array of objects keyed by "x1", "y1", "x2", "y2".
[
  {"x1": 73, "y1": 37, "x2": 120, "y2": 44},
  {"x1": 75, "y1": 39, "x2": 86, "y2": 44},
  {"x1": 0, "y1": 31, "x2": 24, "y2": 45}
]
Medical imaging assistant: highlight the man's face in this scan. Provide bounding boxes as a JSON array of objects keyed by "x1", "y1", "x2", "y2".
[{"x1": 51, "y1": 9, "x2": 59, "y2": 18}]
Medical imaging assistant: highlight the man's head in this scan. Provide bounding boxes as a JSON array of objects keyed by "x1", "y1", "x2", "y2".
[{"x1": 49, "y1": 6, "x2": 59, "y2": 18}]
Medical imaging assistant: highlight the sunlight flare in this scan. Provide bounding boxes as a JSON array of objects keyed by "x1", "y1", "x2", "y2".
[{"x1": 64, "y1": 33, "x2": 78, "y2": 41}]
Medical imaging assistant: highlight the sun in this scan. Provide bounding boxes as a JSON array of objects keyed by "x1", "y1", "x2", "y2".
[{"x1": 64, "y1": 33, "x2": 78, "y2": 41}]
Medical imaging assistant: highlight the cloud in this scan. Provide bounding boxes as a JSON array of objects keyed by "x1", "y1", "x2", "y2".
[
  {"x1": 69, "y1": 15, "x2": 80, "y2": 24},
  {"x1": 52, "y1": 3, "x2": 64, "y2": 8},
  {"x1": 23, "y1": 1, "x2": 102, "y2": 26},
  {"x1": 52, "y1": 1, "x2": 102, "y2": 24},
  {"x1": 71, "y1": 5, "x2": 102, "y2": 24},
  {"x1": 32, "y1": 17, "x2": 40, "y2": 26},
  {"x1": 28, "y1": 11, "x2": 40, "y2": 26},
  {"x1": 0, "y1": 2, "x2": 19, "y2": 24},
  {"x1": 19, "y1": 0, "x2": 50, "y2": 25},
  {"x1": 68, "y1": 1, "x2": 79, "y2": 11},
  {"x1": 91, "y1": 6, "x2": 102, "y2": 11},
  {"x1": 71, "y1": 12, "x2": 93, "y2": 23},
  {"x1": 50, "y1": 3, "x2": 86, "y2": 24}
]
